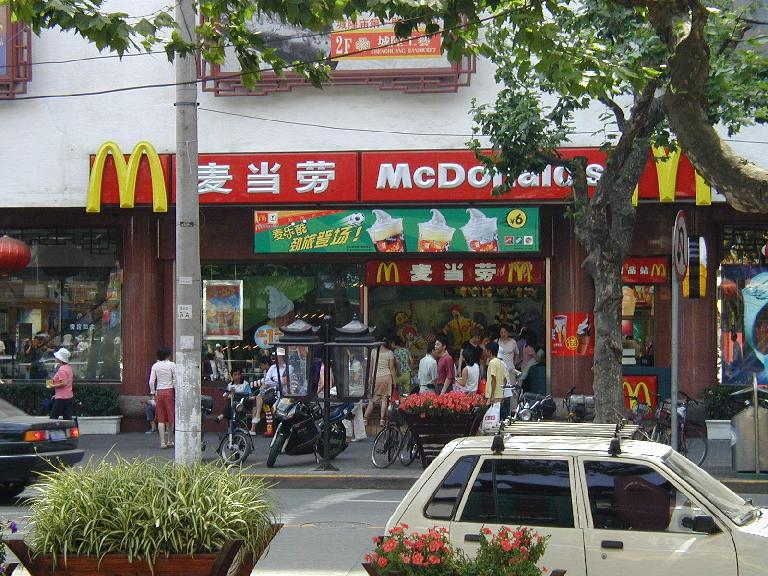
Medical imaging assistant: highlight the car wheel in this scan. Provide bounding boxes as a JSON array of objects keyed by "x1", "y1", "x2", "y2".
[{"x1": 0, "y1": 482, "x2": 26, "y2": 500}]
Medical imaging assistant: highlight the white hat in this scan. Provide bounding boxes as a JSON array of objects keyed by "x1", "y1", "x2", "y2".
[
  {"x1": 276, "y1": 347, "x2": 286, "y2": 356},
  {"x1": 53, "y1": 348, "x2": 71, "y2": 364}
]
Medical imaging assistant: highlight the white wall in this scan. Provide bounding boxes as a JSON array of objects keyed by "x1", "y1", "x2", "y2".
[{"x1": 0, "y1": 0, "x2": 766, "y2": 208}]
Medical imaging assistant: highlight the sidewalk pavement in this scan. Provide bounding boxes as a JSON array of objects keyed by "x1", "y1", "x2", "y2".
[{"x1": 76, "y1": 432, "x2": 768, "y2": 493}]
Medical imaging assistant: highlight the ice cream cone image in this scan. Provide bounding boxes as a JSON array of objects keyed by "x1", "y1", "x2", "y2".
[
  {"x1": 267, "y1": 286, "x2": 295, "y2": 328},
  {"x1": 576, "y1": 315, "x2": 591, "y2": 354},
  {"x1": 367, "y1": 209, "x2": 405, "y2": 253},
  {"x1": 461, "y1": 208, "x2": 499, "y2": 252},
  {"x1": 622, "y1": 286, "x2": 637, "y2": 317},
  {"x1": 417, "y1": 209, "x2": 455, "y2": 252}
]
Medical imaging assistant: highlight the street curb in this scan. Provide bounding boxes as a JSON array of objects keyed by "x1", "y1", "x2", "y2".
[
  {"x1": 722, "y1": 479, "x2": 768, "y2": 494},
  {"x1": 244, "y1": 473, "x2": 418, "y2": 490}
]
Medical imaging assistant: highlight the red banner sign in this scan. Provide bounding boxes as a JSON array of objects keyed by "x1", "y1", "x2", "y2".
[
  {"x1": 365, "y1": 259, "x2": 544, "y2": 286},
  {"x1": 623, "y1": 375, "x2": 658, "y2": 411},
  {"x1": 622, "y1": 257, "x2": 669, "y2": 284}
]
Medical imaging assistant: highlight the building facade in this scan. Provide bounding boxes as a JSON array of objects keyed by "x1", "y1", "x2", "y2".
[{"x1": 1, "y1": 1, "x2": 765, "y2": 427}]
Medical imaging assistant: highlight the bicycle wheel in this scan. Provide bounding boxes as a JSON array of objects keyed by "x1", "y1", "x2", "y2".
[
  {"x1": 652, "y1": 426, "x2": 671, "y2": 446},
  {"x1": 371, "y1": 425, "x2": 401, "y2": 469},
  {"x1": 218, "y1": 431, "x2": 251, "y2": 466},
  {"x1": 399, "y1": 429, "x2": 418, "y2": 467},
  {"x1": 680, "y1": 423, "x2": 708, "y2": 466}
]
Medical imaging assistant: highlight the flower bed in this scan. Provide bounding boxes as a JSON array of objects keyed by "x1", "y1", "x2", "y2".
[
  {"x1": 363, "y1": 523, "x2": 549, "y2": 576},
  {"x1": 399, "y1": 392, "x2": 488, "y2": 467}
]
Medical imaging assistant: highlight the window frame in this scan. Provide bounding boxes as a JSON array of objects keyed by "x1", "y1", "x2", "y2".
[
  {"x1": 453, "y1": 454, "x2": 578, "y2": 529},
  {"x1": 0, "y1": 6, "x2": 32, "y2": 98},
  {"x1": 577, "y1": 456, "x2": 717, "y2": 534}
]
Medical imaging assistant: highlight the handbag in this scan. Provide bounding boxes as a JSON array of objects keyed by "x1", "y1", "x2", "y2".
[
  {"x1": 477, "y1": 377, "x2": 487, "y2": 396},
  {"x1": 481, "y1": 401, "x2": 501, "y2": 435}
]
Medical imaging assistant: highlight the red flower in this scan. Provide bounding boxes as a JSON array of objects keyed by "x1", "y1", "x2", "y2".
[
  {"x1": 377, "y1": 556, "x2": 388, "y2": 568},
  {"x1": 428, "y1": 555, "x2": 441, "y2": 565},
  {"x1": 382, "y1": 539, "x2": 397, "y2": 553}
]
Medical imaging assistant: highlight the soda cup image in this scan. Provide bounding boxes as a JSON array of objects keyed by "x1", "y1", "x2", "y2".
[
  {"x1": 366, "y1": 209, "x2": 406, "y2": 253},
  {"x1": 461, "y1": 208, "x2": 498, "y2": 252},
  {"x1": 417, "y1": 209, "x2": 455, "y2": 252},
  {"x1": 553, "y1": 315, "x2": 568, "y2": 343}
]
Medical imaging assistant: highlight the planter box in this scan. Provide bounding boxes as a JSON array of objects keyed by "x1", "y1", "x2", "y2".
[
  {"x1": 6, "y1": 524, "x2": 281, "y2": 576},
  {"x1": 706, "y1": 419, "x2": 733, "y2": 441},
  {"x1": 403, "y1": 409, "x2": 485, "y2": 468},
  {"x1": 75, "y1": 415, "x2": 122, "y2": 435}
]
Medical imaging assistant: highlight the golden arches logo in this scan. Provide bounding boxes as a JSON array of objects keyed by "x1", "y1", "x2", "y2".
[
  {"x1": 651, "y1": 263, "x2": 666, "y2": 278},
  {"x1": 623, "y1": 380, "x2": 653, "y2": 410},
  {"x1": 87, "y1": 141, "x2": 168, "y2": 213},
  {"x1": 508, "y1": 261, "x2": 533, "y2": 283},
  {"x1": 376, "y1": 262, "x2": 399, "y2": 283}
]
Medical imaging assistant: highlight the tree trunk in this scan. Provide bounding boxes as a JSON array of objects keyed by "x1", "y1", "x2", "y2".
[{"x1": 571, "y1": 89, "x2": 664, "y2": 422}]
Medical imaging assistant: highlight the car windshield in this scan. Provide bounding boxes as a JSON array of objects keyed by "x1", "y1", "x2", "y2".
[
  {"x1": 664, "y1": 451, "x2": 757, "y2": 526},
  {"x1": 0, "y1": 398, "x2": 28, "y2": 418}
]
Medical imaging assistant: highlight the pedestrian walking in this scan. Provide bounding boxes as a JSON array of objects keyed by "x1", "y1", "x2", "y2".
[
  {"x1": 48, "y1": 347, "x2": 74, "y2": 420},
  {"x1": 148, "y1": 346, "x2": 176, "y2": 449}
]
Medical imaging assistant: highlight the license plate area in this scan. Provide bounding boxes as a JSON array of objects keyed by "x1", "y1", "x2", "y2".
[{"x1": 49, "y1": 429, "x2": 66, "y2": 441}]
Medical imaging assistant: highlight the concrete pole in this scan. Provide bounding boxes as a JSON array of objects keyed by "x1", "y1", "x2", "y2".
[
  {"x1": 671, "y1": 272, "x2": 678, "y2": 451},
  {"x1": 174, "y1": 0, "x2": 201, "y2": 464}
]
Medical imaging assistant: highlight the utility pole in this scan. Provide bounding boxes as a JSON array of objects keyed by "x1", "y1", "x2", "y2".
[{"x1": 174, "y1": 0, "x2": 201, "y2": 464}]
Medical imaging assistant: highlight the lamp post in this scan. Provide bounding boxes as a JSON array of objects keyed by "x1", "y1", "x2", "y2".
[{"x1": 277, "y1": 316, "x2": 379, "y2": 471}]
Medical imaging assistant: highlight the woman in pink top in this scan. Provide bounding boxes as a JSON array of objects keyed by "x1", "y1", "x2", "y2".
[{"x1": 49, "y1": 348, "x2": 74, "y2": 420}]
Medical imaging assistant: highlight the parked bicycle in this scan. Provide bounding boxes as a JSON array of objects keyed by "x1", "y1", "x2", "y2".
[
  {"x1": 627, "y1": 390, "x2": 707, "y2": 465},
  {"x1": 371, "y1": 398, "x2": 417, "y2": 468}
]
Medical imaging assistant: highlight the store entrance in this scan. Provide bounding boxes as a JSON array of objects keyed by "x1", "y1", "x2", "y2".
[{"x1": 368, "y1": 283, "x2": 546, "y2": 388}]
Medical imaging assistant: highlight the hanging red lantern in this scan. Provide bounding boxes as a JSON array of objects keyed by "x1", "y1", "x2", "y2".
[{"x1": 0, "y1": 236, "x2": 31, "y2": 271}]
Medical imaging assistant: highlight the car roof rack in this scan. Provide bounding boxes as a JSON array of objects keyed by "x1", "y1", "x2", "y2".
[{"x1": 502, "y1": 421, "x2": 639, "y2": 439}]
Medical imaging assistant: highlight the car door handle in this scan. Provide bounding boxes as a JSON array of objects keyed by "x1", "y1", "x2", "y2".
[
  {"x1": 601, "y1": 540, "x2": 624, "y2": 550},
  {"x1": 464, "y1": 534, "x2": 482, "y2": 542}
]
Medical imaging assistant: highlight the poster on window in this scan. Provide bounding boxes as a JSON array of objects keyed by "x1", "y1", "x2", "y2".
[
  {"x1": 551, "y1": 312, "x2": 594, "y2": 357},
  {"x1": 720, "y1": 265, "x2": 768, "y2": 385},
  {"x1": 203, "y1": 281, "x2": 243, "y2": 340},
  {"x1": 623, "y1": 375, "x2": 658, "y2": 411}
]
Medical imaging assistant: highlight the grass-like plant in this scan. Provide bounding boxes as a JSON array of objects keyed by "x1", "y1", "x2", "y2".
[{"x1": 27, "y1": 457, "x2": 278, "y2": 567}]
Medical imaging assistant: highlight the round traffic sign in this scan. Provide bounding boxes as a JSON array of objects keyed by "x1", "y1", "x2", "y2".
[{"x1": 672, "y1": 210, "x2": 688, "y2": 280}]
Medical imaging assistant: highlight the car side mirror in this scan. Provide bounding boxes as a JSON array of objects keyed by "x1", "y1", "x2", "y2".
[{"x1": 682, "y1": 515, "x2": 720, "y2": 534}]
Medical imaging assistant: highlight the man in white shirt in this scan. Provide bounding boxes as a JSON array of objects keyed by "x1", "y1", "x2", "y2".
[{"x1": 417, "y1": 343, "x2": 438, "y2": 393}]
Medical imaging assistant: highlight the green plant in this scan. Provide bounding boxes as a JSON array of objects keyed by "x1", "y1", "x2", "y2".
[
  {"x1": 1, "y1": 518, "x2": 19, "y2": 574},
  {"x1": 703, "y1": 386, "x2": 743, "y2": 421},
  {"x1": 0, "y1": 382, "x2": 49, "y2": 415},
  {"x1": 27, "y1": 458, "x2": 277, "y2": 567},
  {"x1": 73, "y1": 385, "x2": 121, "y2": 416},
  {"x1": 365, "y1": 524, "x2": 548, "y2": 576}
]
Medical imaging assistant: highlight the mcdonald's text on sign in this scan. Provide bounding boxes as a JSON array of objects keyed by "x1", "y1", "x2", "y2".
[
  {"x1": 622, "y1": 257, "x2": 669, "y2": 284},
  {"x1": 365, "y1": 259, "x2": 545, "y2": 286}
]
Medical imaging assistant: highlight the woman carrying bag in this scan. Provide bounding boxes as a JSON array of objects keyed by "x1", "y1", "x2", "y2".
[{"x1": 481, "y1": 341, "x2": 508, "y2": 433}]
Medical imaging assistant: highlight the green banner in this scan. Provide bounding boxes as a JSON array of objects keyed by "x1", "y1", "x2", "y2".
[{"x1": 253, "y1": 207, "x2": 539, "y2": 254}]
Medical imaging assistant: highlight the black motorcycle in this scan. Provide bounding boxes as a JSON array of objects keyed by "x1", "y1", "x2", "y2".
[
  {"x1": 510, "y1": 385, "x2": 557, "y2": 422},
  {"x1": 266, "y1": 398, "x2": 353, "y2": 468}
]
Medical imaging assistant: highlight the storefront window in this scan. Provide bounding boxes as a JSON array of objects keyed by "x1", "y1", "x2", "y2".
[
  {"x1": 0, "y1": 229, "x2": 122, "y2": 381},
  {"x1": 621, "y1": 284, "x2": 655, "y2": 365},
  {"x1": 369, "y1": 283, "x2": 546, "y2": 383},
  {"x1": 718, "y1": 223, "x2": 768, "y2": 385},
  {"x1": 201, "y1": 262, "x2": 363, "y2": 382}
]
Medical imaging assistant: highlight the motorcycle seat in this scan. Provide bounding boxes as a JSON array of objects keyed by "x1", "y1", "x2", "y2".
[{"x1": 329, "y1": 403, "x2": 354, "y2": 420}]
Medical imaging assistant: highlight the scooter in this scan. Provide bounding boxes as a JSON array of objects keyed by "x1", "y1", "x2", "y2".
[
  {"x1": 266, "y1": 397, "x2": 354, "y2": 467},
  {"x1": 510, "y1": 385, "x2": 557, "y2": 422}
]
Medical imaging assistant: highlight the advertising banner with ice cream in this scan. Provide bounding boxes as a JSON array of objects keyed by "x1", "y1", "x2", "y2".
[
  {"x1": 253, "y1": 207, "x2": 539, "y2": 253},
  {"x1": 551, "y1": 312, "x2": 594, "y2": 357}
]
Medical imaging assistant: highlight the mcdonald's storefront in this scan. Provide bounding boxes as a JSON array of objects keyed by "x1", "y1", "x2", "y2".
[{"x1": 0, "y1": 141, "x2": 734, "y2": 428}]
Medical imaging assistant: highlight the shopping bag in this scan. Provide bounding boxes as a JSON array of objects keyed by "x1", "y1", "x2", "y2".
[{"x1": 481, "y1": 401, "x2": 501, "y2": 435}]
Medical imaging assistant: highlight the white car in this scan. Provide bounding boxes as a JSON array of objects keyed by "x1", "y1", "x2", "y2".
[{"x1": 386, "y1": 424, "x2": 767, "y2": 576}]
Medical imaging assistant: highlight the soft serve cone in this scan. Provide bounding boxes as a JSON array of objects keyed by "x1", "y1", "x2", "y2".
[
  {"x1": 367, "y1": 209, "x2": 406, "y2": 253},
  {"x1": 461, "y1": 208, "x2": 498, "y2": 252},
  {"x1": 417, "y1": 209, "x2": 455, "y2": 252}
]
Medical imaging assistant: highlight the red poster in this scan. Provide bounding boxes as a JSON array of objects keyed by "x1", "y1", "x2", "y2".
[
  {"x1": 551, "y1": 312, "x2": 594, "y2": 357},
  {"x1": 623, "y1": 375, "x2": 658, "y2": 410},
  {"x1": 622, "y1": 257, "x2": 669, "y2": 284},
  {"x1": 365, "y1": 259, "x2": 544, "y2": 286}
]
